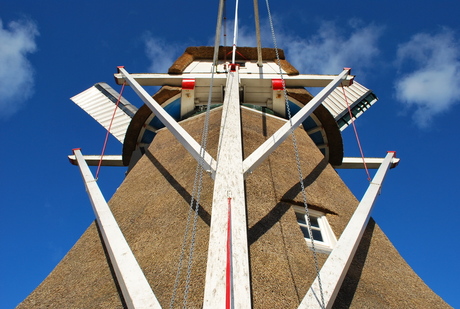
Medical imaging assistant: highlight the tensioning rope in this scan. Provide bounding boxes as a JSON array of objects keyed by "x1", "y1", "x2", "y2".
[
  {"x1": 169, "y1": 1, "x2": 226, "y2": 308},
  {"x1": 264, "y1": 0, "x2": 325, "y2": 307},
  {"x1": 95, "y1": 82, "x2": 126, "y2": 180},
  {"x1": 340, "y1": 84, "x2": 372, "y2": 181}
]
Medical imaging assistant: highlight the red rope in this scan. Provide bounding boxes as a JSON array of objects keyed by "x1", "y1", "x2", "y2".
[
  {"x1": 341, "y1": 84, "x2": 372, "y2": 181},
  {"x1": 226, "y1": 49, "x2": 249, "y2": 61},
  {"x1": 95, "y1": 82, "x2": 126, "y2": 179},
  {"x1": 225, "y1": 197, "x2": 232, "y2": 309}
]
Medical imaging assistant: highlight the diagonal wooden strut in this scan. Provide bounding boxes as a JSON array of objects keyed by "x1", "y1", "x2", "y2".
[
  {"x1": 73, "y1": 149, "x2": 161, "y2": 309},
  {"x1": 117, "y1": 67, "x2": 217, "y2": 178},
  {"x1": 242, "y1": 68, "x2": 351, "y2": 177},
  {"x1": 298, "y1": 151, "x2": 398, "y2": 309}
]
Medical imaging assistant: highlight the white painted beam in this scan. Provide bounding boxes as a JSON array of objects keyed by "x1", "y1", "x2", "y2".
[
  {"x1": 298, "y1": 151, "x2": 397, "y2": 309},
  {"x1": 181, "y1": 79, "x2": 196, "y2": 117},
  {"x1": 114, "y1": 72, "x2": 354, "y2": 88},
  {"x1": 117, "y1": 67, "x2": 217, "y2": 178},
  {"x1": 73, "y1": 149, "x2": 161, "y2": 309},
  {"x1": 242, "y1": 69, "x2": 351, "y2": 177},
  {"x1": 68, "y1": 154, "x2": 124, "y2": 166},
  {"x1": 203, "y1": 70, "x2": 252, "y2": 309},
  {"x1": 334, "y1": 157, "x2": 400, "y2": 169}
]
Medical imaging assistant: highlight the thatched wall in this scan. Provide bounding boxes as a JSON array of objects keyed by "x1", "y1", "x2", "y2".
[{"x1": 17, "y1": 108, "x2": 450, "y2": 308}]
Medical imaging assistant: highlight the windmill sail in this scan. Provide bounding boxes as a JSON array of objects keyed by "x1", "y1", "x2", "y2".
[
  {"x1": 71, "y1": 82, "x2": 137, "y2": 143},
  {"x1": 322, "y1": 81, "x2": 378, "y2": 131}
]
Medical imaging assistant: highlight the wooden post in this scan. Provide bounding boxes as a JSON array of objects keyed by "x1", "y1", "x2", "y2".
[
  {"x1": 203, "y1": 70, "x2": 252, "y2": 308},
  {"x1": 73, "y1": 149, "x2": 161, "y2": 309}
]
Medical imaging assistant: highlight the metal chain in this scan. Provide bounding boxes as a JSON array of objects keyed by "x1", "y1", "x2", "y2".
[
  {"x1": 170, "y1": 4, "x2": 225, "y2": 305},
  {"x1": 169, "y1": 166, "x2": 199, "y2": 308},
  {"x1": 265, "y1": 1, "x2": 325, "y2": 307},
  {"x1": 182, "y1": 64, "x2": 216, "y2": 308}
]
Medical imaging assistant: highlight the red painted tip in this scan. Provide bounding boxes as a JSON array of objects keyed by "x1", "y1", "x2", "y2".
[
  {"x1": 230, "y1": 63, "x2": 239, "y2": 71},
  {"x1": 182, "y1": 79, "x2": 196, "y2": 90},
  {"x1": 72, "y1": 148, "x2": 81, "y2": 154},
  {"x1": 272, "y1": 79, "x2": 284, "y2": 91}
]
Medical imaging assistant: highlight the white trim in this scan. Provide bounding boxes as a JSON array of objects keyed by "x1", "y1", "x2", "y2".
[{"x1": 293, "y1": 206, "x2": 337, "y2": 253}]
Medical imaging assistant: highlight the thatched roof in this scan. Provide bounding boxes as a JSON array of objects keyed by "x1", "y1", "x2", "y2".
[
  {"x1": 167, "y1": 46, "x2": 299, "y2": 75},
  {"x1": 17, "y1": 108, "x2": 450, "y2": 308}
]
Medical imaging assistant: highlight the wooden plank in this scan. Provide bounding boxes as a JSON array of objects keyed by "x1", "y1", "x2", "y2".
[
  {"x1": 73, "y1": 149, "x2": 161, "y2": 309},
  {"x1": 203, "y1": 70, "x2": 252, "y2": 309},
  {"x1": 298, "y1": 152, "x2": 397, "y2": 309}
]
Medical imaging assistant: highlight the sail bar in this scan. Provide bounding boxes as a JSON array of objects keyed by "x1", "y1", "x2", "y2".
[
  {"x1": 333, "y1": 156, "x2": 400, "y2": 169},
  {"x1": 117, "y1": 67, "x2": 217, "y2": 178},
  {"x1": 242, "y1": 68, "x2": 351, "y2": 177},
  {"x1": 68, "y1": 154, "x2": 124, "y2": 166},
  {"x1": 298, "y1": 151, "x2": 397, "y2": 309},
  {"x1": 203, "y1": 69, "x2": 252, "y2": 309},
  {"x1": 114, "y1": 72, "x2": 354, "y2": 88},
  {"x1": 73, "y1": 149, "x2": 161, "y2": 309}
]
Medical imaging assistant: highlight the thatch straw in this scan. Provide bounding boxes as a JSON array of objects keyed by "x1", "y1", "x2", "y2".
[{"x1": 17, "y1": 108, "x2": 451, "y2": 308}]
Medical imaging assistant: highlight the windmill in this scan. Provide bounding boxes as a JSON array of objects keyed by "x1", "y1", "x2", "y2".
[{"x1": 17, "y1": 1, "x2": 451, "y2": 309}]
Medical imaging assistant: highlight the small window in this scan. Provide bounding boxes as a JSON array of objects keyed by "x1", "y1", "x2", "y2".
[{"x1": 294, "y1": 206, "x2": 337, "y2": 253}]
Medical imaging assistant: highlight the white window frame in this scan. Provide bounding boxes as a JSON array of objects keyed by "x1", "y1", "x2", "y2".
[{"x1": 293, "y1": 206, "x2": 337, "y2": 253}]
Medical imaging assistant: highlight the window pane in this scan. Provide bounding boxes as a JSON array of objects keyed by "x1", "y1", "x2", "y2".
[
  {"x1": 296, "y1": 212, "x2": 306, "y2": 225},
  {"x1": 300, "y1": 226, "x2": 324, "y2": 242},
  {"x1": 300, "y1": 226, "x2": 310, "y2": 239},
  {"x1": 310, "y1": 216, "x2": 320, "y2": 228},
  {"x1": 312, "y1": 230, "x2": 323, "y2": 242}
]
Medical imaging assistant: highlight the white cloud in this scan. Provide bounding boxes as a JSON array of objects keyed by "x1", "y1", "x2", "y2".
[
  {"x1": 144, "y1": 34, "x2": 183, "y2": 73},
  {"x1": 279, "y1": 21, "x2": 383, "y2": 76},
  {"x1": 213, "y1": 18, "x2": 383, "y2": 79},
  {"x1": 0, "y1": 18, "x2": 38, "y2": 119},
  {"x1": 395, "y1": 28, "x2": 460, "y2": 127}
]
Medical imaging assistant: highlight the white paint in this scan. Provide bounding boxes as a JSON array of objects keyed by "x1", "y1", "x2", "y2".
[
  {"x1": 180, "y1": 81, "x2": 195, "y2": 117},
  {"x1": 334, "y1": 156, "x2": 400, "y2": 169},
  {"x1": 298, "y1": 151, "x2": 397, "y2": 309},
  {"x1": 68, "y1": 154, "x2": 123, "y2": 166},
  {"x1": 242, "y1": 69, "x2": 351, "y2": 177},
  {"x1": 114, "y1": 72, "x2": 354, "y2": 88},
  {"x1": 203, "y1": 70, "x2": 252, "y2": 309},
  {"x1": 71, "y1": 83, "x2": 136, "y2": 143},
  {"x1": 73, "y1": 149, "x2": 161, "y2": 309},
  {"x1": 118, "y1": 67, "x2": 217, "y2": 178}
]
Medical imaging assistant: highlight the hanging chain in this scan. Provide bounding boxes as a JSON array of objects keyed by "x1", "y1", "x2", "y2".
[
  {"x1": 182, "y1": 63, "x2": 216, "y2": 308},
  {"x1": 170, "y1": 2, "x2": 225, "y2": 307},
  {"x1": 265, "y1": 1, "x2": 325, "y2": 308}
]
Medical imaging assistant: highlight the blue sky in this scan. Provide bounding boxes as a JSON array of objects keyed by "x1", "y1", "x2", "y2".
[{"x1": 1, "y1": 1, "x2": 459, "y2": 308}]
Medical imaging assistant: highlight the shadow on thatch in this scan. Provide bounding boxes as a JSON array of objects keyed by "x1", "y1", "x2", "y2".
[
  {"x1": 302, "y1": 156, "x2": 330, "y2": 188},
  {"x1": 248, "y1": 202, "x2": 291, "y2": 246},
  {"x1": 248, "y1": 156, "x2": 329, "y2": 246},
  {"x1": 95, "y1": 220, "x2": 128, "y2": 309},
  {"x1": 333, "y1": 218, "x2": 376, "y2": 309},
  {"x1": 144, "y1": 148, "x2": 211, "y2": 226}
]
